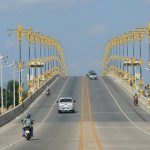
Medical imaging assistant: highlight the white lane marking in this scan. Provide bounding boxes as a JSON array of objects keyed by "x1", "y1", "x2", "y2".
[
  {"x1": 35, "y1": 77, "x2": 69, "y2": 128},
  {"x1": 0, "y1": 77, "x2": 69, "y2": 150},
  {"x1": 100, "y1": 77, "x2": 150, "y2": 136}
]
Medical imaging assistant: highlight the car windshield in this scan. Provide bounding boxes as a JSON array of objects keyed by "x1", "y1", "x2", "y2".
[
  {"x1": 90, "y1": 73, "x2": 96, "y2": 75},
  {"x1": 60, "y1": 99, "x2": 72, "y2": 102},
  {"x1": 89, "y1": 71, "x2": 95, "y2": 74}
]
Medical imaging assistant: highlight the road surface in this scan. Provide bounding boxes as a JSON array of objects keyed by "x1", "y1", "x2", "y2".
[{"x1": 0, "y1": 76, "x2": 150, "y2": 150}]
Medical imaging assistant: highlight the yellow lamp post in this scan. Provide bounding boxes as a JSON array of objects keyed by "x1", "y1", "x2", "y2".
[
  {"x1": 117, "y1": 36, "x2": 121, "y2": 69},
  {"x1": 122, "y1": 34, "x2": 126, "y2": 73},
  {"x1": 112, "y1": 38, "x2": 116, "y2": 69},
  {"x1": 37, "y1": 33, "x2": 44, "y2": 87},
  {"x1": 25, "y1": 27, "x2": 32, "y2": 96},
  {"x1": 49, "y1": 38, "x2": 55, "y2": 77},
  {"x1": 52, "y1": 39, "x2": 56, "y2": 75},
  {"x1": 43, "y1": 35, "x2": 48, "y2": 81},
  {"x1": 16, "y1": 24, "x2": 24, "y2": 104},
  {"x1": 114, "y1": 38, "x2": 118, "y2": 69},
  {"x1": 46, "y1": 36, "x2": 50, "y2": 80},
  {"x1": 146, "y1": 22, "x2": 150, "y2": 69},
  {"x1": 129, "y1": 30, "x2": 138, "y2": 91},
  {"x1": 32, "y1": 32, "x2": 38, "y2": 91},
  {"x1": 136, "y1": 27, "x2": 145, "y2": 95},
  {"x1": 49, "y1": 38, "x2": 54, "y2": 77},
  {"x1": 123, "y1": 33, "x2": 130, "y2": 82},
  {"x1": 47, "y1": 38, "x2": 51, "y2": 79},
  {"x1": 130, "y1": 30, "x2": 137, "y2": 76}
]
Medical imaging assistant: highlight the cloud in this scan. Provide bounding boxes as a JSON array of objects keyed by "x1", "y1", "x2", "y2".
[
  {"x1": 0, "y1": 0, "x2": 95, "y2": 12},
  {"x1": 85, "y1": 24, "x2": 107, "y2": 37}
]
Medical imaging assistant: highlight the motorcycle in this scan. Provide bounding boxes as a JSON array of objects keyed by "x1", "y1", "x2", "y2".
[
  {"x1": 24, "y1": 126, "x2": 32, "y2": 140},
  {"x1": 133, "y1": 96, "x2": 138, "y2": 106},
  {"x1": 21, "y1": 120, "x2": 34, "y2": 140},
  {"x1": 46, "y1": 90, "x2": 50, "y2": 95},
  {"x1": 134, "y1": 99, "x2": 138, "y2": 106}
]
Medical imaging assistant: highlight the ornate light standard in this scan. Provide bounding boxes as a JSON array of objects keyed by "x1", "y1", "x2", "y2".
[
  {"x1": 136, "y1": 27, "x2": 145, "y2": 95},
  {"x1": 37, "y1": 33, "x2": 44, "y2": 87},
  {"x1": 112, "y1": 38, "x2": 116, "y2": 71},
  {"x1": 31, "y1": 32, "x2": 38, "y2": 91},
  {"x1": 146, "y1": 22, "x2": 150, "y2": 69},
  {"x1": 130, "y1": 30, "x2": 137, "y2": 76},
  {"x1": 146, "y1": 21, "x2": 150, "y2": 107},
  {"x1": 46, "y1": 37, "x2": 50, "y2": 79},
  {"x1": 114, "y1": 38, "x2": 118, "y2": 69},
  {"x1": 129, "y1": 30, "x2": 137, "y2": 91},
  {"x1": 122, "y1": 34, "x2": 126, "y2": 73},
  {"x1": 43, "y1": 35, "x2": 48, "y2": 82},
  {"x1": 51, "y1": 39, "x2": 55, "y2": 76},
  {"x1": 25, "y1": 27, "x2": 32, "y2": 96},
  {"x1": 48, "y1": 38, "x2": 52, "y2": 79},
  {"x1": 108, "y1": 42, "x2": 112, "y2": 70},
  {"x1": 8, "y1": 24, "x2": 25, "y2": 104},
  {"x1": 117, "y1": 36, "x2": 122, "y2": 78},
  {"x1": 125, "y1": 33, "x2": 130, "y2": 77},
  {"x1": 16, "y1": 24, "x2": 24, "y2": 104},
  {"x1": 50, "y1": 39, "x2": 53, "y2": 74}
]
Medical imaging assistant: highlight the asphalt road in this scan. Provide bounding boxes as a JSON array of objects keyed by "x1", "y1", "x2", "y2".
[{"x1": 0, "y1": 76, "x2": 150, "y2": 150}]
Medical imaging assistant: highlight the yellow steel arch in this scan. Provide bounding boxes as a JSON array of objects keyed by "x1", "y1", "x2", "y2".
[
  {"x1": 8, "y1": 24, "x2": 67, "y2": 103},
  {"x1": 102, "y1": 21, "x2": 150, "y2": 95}
]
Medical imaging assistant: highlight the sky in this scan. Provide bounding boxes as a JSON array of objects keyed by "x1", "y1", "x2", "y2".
[{"x1": 0, "y1": 0, "x2": 150, "y2": 82}]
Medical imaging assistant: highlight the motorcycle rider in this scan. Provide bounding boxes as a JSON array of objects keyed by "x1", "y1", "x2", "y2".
[
  {"x1": 46, "y1": 86, "x2": 50, "y2": 95},
  {"x1": 133, "y1": 93, "x2": 138, "y2": 106},
  {"x1": 22, "y1": 113, "x2": 34, "y2": 137}
]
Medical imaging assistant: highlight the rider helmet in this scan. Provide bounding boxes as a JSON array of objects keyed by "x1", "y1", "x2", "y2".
[{"x1": 26, "y1": 113, "x2": 31, "y2": 118}]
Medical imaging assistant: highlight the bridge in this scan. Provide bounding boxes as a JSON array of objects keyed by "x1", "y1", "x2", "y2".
[{"x1": 0, "y1": 23, "x2": 150, "y2": 150}]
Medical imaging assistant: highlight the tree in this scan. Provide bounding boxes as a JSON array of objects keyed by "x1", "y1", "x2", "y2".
[{"x1": 7, "y1": 80, "x2": 19, "y2": 107}]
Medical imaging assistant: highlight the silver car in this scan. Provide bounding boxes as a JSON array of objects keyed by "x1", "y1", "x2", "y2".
[
  {"x1": 89, "y1": 73, "x2": 97, "y2": 80},
  {"x1": 57, "y1": 97, "x2": 76, "y2": 113}
]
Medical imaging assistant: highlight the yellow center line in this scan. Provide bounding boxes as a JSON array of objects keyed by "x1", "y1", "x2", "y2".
[
  {"x1": 79, "y1": 77, "x2": 103, "y2": 150},
  {"x1": 79, "y1": 78, "x2": 84, "y2": 150},
  {"x1": 85, "y1": 78, "x2": 103, "y2": 150}
]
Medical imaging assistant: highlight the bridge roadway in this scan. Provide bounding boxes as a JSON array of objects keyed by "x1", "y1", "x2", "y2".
[{"x1": 0, "y1": 76, "x2": 150, "y2": 150}]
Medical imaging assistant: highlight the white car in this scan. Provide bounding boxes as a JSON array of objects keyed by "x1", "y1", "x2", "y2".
[
  {"x1": 89, "y1": 73, "x2": 97, "y2": 80},
  {"x1": 87, "y1": 70, "x2": 95, "y2": 77},
  {"x1": 57, "y1": 97, "x2": 76, "y2": 113}
]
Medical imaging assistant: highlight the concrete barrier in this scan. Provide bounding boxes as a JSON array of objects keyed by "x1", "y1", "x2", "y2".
[
  {"x1": 109, "y1": 75, "x2": 150, "y2": 112},
  {"x1": 0, "y1": 75, "x2": 59, "y2": 127}
]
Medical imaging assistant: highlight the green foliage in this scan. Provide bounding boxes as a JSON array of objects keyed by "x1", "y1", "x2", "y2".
[
  {"x1": 0, "y1": 80, "x2": 28, "y2": 109},
  {"x1": 6, "y1": 80, "x2": 19, "y2": 107}
]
